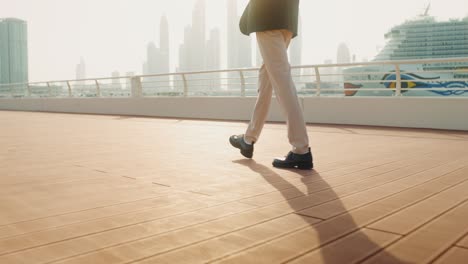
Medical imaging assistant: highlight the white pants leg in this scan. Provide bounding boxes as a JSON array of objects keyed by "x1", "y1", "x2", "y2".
[
  {"x1": 244, "y1": 63, "x2": 273, "y2": 144},
  {"x1": 245, "y1": 30, "x2": 309, "y2": 154}
]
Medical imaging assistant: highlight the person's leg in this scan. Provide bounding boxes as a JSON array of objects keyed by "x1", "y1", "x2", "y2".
[
  {"x1": 256, "y1": 30, "x2": 309, "y2": 154},
  {"x1": 244, "y1": 63, "x2": 273, "y2": 144}
]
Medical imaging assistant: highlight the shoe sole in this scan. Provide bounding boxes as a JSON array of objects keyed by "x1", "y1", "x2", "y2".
[{"x1": 273, "y1": 162, "x2": 314, "y2": 170}]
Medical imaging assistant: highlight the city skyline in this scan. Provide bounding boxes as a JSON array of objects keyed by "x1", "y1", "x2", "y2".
[{"x1": 1, "y1": 0, "x2": 467, "y2": 82}]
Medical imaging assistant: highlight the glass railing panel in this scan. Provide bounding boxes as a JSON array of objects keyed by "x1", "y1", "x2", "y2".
[
  {"x1": 68, "y1": 80, "x2": 99, "y2": 98},
  {"x1": 97, "y1": 78, "x2": 131, "y2": 97}
]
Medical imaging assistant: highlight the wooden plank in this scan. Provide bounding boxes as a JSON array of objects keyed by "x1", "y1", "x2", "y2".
[
  {"x1": 286, "y1": 228, "x2": 401, "y2": 264},
  {"x1": 60, "y1": 214, "x2": 321, "y2": 264},
  {"x1": 0, "y1": 203, "x2": 294, "y2": 264},
  {"x1": 0, "y1": 178, "x2": 173, "y2": 226},
  {"x1": 50, "y1": 157, "x2": 468, "y2": 264},
  {"x1": 298, "y1": 158, "x2": 468, "y2": 219},
  {"x1": 0, "y1": 154, "x2": 464, "y2": 259},
  {"x1": 0, "y1": 198, "x2": 243, "y2": 256},
  {"x1": 363, "y1": 201, "x2": 468, "y2": 264},
  {"x1": 0, "y1": 193, "x2": 193, "y2": 239},
  {"x1": 457, "y1": 234, "x2": 468, "y2": 248},
  {"x1": 433, "y1": 247, "x2": 468, "y2": 264},
  {"x1": 1, "y1": 111, "x2": 468, "y2": 264},
  {"x1": 239, "y1": 158, "x2": 444, "y2": 207},
  {"x1": 8, "y1": 164, "x2": 431, "y2": 264},
  {"x1": 212, "y1": 164, "x2": 468, "y2": 264},
  {"x1": 191, "y1": 147, "x2": 415, "y2": 196},
  {"x1": 0, "y1": 202, "x2": 254, "y2": 263},
  {"x1": 368, "y1": 168, "x2": 468, "y2": 235}
]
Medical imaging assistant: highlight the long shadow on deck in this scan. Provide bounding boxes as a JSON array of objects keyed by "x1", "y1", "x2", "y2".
[{"x1": 234, "y1": 160, "x2": 406, "y2": 264}]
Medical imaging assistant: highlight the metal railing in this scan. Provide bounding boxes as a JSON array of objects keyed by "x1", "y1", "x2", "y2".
[{"x1": 1, "y1": 57, "x2": 467, "y2": 98}]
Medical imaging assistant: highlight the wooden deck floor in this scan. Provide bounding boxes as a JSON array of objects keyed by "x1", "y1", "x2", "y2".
[{"x1": 1, "y1": 110, "x2": 468, "y2": 264}]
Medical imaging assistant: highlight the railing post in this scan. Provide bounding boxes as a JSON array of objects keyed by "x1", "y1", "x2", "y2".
[
  {"x1": 394, "y1": 64, "x2": 402, "y2": 96},
  {"x1": 95, "y1": 80, "x2": 101, "y2": 97},
  {"x1": 66, "y1": 81, "x2": 72, "y2": 97},
  {"x1": 239, "y1": 70, "x2": 246, "y2": 97},
  {"x1": 46, "y1": 82, "x2": 51, "y2": 97},
  {"x1": 314, "y1": 67, "x2": 321, "y2": 97},
  {"x1": 181, "y1": 74, "x2": 188, "y2": 97},
  {"x1": 131, "y1": 76, "x2": 142, "y2": 98}
]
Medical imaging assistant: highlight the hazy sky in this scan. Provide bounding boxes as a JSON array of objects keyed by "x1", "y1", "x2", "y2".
[{"x1": 1, "y1": 0, "x2": 467, "y2": 82}]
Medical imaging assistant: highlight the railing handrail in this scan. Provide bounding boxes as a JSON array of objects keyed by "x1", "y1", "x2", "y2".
[
  {"x1": 2, "y1": 57, "x2": 467, "y2": 88},
  {"x1": 2, "y1": 57, "x2": 468, "y2": 99}
]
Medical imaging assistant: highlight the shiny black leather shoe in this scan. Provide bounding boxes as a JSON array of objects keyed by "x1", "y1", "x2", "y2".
[
  {"x1": 229, "y1": 134, "x2": 254, "y2": 159},
  {"x1": 273, "y1": 149, "x2": 313, "y2": 170}
]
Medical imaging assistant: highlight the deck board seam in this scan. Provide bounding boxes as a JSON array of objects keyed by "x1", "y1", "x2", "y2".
[
  {"x1": 260, "y1": 169, "x2": 468, "y2": 264},
  {"x1": 49, "y1": 212, "x2": 317, "y2": 264},
  {"x1": 359, "y1": 199, "x2": 468, "y2": 264},
  {"x1": 234, "y1": 157, "x2": 451, "y2": 209},
  {"x1": 0, "y1": 193, "x2": 177, "y2": 228},
  {"x1": 139, "y1": 169, "x2": 467, "y2": 264},
  {"x1": 124, "y1": 213, "x2": 322, "y2": 264},
  {"x1": 315, "y1": 165, "x2": 468, "y2": 218},
  {"x1": 349, "y1": 170, "x2": 468, "y2": 228},
  {"x1": 0, "y1": 200, "x2": 252, "y2": 257}
]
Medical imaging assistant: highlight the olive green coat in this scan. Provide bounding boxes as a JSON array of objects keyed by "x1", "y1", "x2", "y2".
[{"x1": 240, "y1": 0, "x2": 300, "y2": 38}]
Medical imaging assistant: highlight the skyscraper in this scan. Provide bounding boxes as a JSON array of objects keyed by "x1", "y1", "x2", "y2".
[
  {"x1": 176, "y1": 0, "x2": 208, "y2": 94},
  {"x1": 145, "y1": 42, "x2": 163, "y2": 94},
  {"x1": 144, "y1": 16, "x2": 170, "y2": 75},
  {"x1": 227, "y1": 0, "x2": 252, "y2": 91},
  {"x1": 227, "y1": 0, "x2": 252, "y2": 69},
  {"x1": 227, "y1": 0, "x2": 239, "y2": 70},
  {"x1": 336, "y1": 43, "x2": 351, "y2": 94},
  {"x1": 159, "y1": 15, "x2": 170, "y2": 91},
  {"x1": 337, "y1": 43, "x2": 351, "y2": 64},
  {"x1": 206, "y1": 28, "x2": 221, "y2": 71},
  {"x1": 191, "y1": 0, "x2": 206, "y2": 70},
  {"x1": 289, "y1": 17, "x2": 303, "y2": 86},
  {"x1": 178, "y1": 0, "x2": 207, "y2": 72},
  {"x1": 143, "y1": 15, "x2": 171, "y2": 93},
  {"x1": 75, "y1": 57, "x2": 86, "y2": 80},
  {"x1": 75, "y1": 57, "x2": 86, "y2": 89},
  {"x1": 160, "y1": 15, "x2": 169, "y2": 74},
  {"x1": 206, "y1": 28, "x2": 221, "y2": 92},
  {"x1": 0, "y1": 18, "x2": 28, "y2": 87},
  {"x1": 321, "y1": 59, "x2": 336, "y2": 95},
  {"x1": 289, "y1": 17, "x2": 302, "y2": 66},
  {"x1": 178, "y1": 25, "x2": 192, "y2": 72},
  {"x1": 238, "y1": 34, "x2": 252, "y2": 68},
  {"x1": 146, "y1": 42, "x2": 160, "y2": 74}
]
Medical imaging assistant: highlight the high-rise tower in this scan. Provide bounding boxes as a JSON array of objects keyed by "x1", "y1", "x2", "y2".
[
  {"x1": 0, "y1": 18, "x2": 28, "y2": 86},
  {"x1": 227, "y1": 0, "x2": 239, "y2": 70},
  {"x1": 75, "y1": 57, "x2": 86, "y2": 80},
  {"x1": 207, "y1": 28, "x2": 221, "y2": 92},
  {"x1": 289, "y1": 17, "x2": 303, "y2": 66},
  {"x1": 227, "y1": 0, "x2": 252, "y2": 91},
  {"x1": 337, "y1": 43, "x2": 351, "y2": 64},
  {"x1": 191, "y1": 0, "x2": 206, "y2": 70},
  {"x1": 160, "y1": 15, "x2": 169, "y2": 73}
]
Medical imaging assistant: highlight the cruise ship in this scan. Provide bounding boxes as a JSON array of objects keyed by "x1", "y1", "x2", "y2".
[{"x1": 344, "y1": 10, "x2": 468, "y2": 97}]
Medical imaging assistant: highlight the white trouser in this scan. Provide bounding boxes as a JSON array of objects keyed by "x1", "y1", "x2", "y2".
[{"x1": 245, "y1": 29, "x2": 309, "y2": 154}]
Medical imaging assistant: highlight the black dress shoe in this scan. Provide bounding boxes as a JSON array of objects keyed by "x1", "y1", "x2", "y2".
[
  {"x1": 273, "y1": 149, "x2": 313, "y2": 170},
  {"x1": 229, "y1": 134, "x2": 254, "y2": 159}
]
